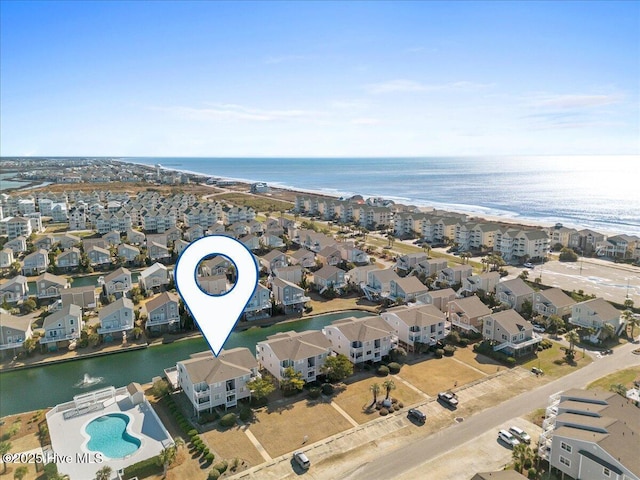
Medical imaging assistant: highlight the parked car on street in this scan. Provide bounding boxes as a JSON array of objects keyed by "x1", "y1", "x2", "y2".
[
  {"x1": 532, "y1": 324, "x2": 546, "y2": 333},
  {"x1": 523, "y1": 262, "x2": 534, "y2": 268},
  {"x1": 408, "y1": 408, "x2": 426, "y2": 423},
  {"x1": 498, "y1": 429, "x2": 520, "y2": 448},
  {"x1": 509, "y1": 426, "x2": 531, "y2": 444},
  {"x1": 438, "y1": 391, "x2": 459, "y2": 408},
  {"x1": 531, "y1": 367, "x2": 544, "y2": 375}
]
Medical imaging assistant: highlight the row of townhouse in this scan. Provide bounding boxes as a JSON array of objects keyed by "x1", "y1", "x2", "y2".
[{"x1": 295, "y1": 195, "x2": 393, "y2": 229}]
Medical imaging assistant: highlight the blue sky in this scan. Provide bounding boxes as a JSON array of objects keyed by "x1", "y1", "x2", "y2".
[{"x1": 1, "y1": 1, "x2": 638, "y2": 156}]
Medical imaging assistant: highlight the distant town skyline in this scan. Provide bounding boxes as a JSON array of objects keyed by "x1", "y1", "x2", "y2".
[{"x1": 1, "y1": 1, "x2": 638, "y2": 157}]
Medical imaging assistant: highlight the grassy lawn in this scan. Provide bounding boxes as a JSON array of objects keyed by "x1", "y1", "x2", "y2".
[
  {"x1": 398, "y1": 356, "x2": 485, "y2": 396},
  {"x1": 333, "y1": 375, "x2": 423, "y2": 424},
  {"x1": 200, "y1": 424, "x2": 264, "y2": 467},
  {"x1": 453, "y1": 346, "x2": 504, "y2": 375},
  {"x1": 586, "y1": 366, "x2": 640, "y2": 391},
  {"x1": 249, "y1": 400, "x2": 352, "y2": 458},
  {"x1": 307, "y1": 293, "x2": 379, "y2": 316},
  {"x1": 520, "y1": 341, "x2": 592, "y2": 378},
  {"x1": 215, "y1": 192, "x2": 294, "y2": 212}
]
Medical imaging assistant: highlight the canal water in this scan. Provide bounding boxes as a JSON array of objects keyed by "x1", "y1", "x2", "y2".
[{"x1": 0, "y1": 310, "x2": 370, "y2": 416}]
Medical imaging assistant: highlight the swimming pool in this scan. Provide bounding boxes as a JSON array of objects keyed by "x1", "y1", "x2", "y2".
[{"x1": 85, "y1": 413, "x2": 141, "y2": 459}]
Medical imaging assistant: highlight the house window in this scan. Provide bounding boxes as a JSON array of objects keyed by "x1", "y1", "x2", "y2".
[
  {"x1": 603, "y1": 467, "x2": 610, "y2": 477},
  {"x1": 559, "y1": 456, "x2": 571, "y2": 467},
  {"x1": 70, "y1": 319, "x2": 74, "y2": 325},
  {"x1": 560, "y1": 442, "x2": 572, "y2": 453}
]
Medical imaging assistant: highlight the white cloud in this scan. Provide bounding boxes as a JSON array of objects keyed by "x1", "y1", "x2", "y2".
[{"x1": 364, "y1": 79, "x2": 493, "y2": 94}]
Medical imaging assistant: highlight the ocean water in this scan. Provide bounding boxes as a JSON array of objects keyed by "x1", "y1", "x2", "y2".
[{"x1": 124, "y1": 156, "x2": 640, "y2": 236}]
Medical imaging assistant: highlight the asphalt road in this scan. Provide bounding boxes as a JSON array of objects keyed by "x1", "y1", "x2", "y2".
[{"x1": 343, "y1": 341, "x2": 640, "y2": 480}]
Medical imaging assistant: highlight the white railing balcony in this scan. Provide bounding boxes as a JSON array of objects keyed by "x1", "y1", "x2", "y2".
[
  {"x1": 194, "y1": 389, "x2": 210, "y2": 399},
  {"x1": 40, "y1": 332, "x2": 80, "y2": 344}
]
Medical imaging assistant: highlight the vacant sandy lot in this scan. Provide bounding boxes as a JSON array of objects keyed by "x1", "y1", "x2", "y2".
[{"x1": 398, "y1": 356, "x2": 485, "y2": 396}]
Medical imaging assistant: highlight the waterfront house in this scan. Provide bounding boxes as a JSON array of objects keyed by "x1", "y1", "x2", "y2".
[
  {"x1": 83, "y1": 238, "x2": 108, "y2": 251},
  {"x1": 144, "y1": 291, "x2": 180, "y2": 333},
  {"x1": 198, "y1": 274, "x2": 229, "y2": 295},
  {"x1": 482, "y1": 310, "x2": 541, "y2": 358},
  {"x1": 272, "y1": 265, "x2": 303, "y2": 285},
  {"x1": 347, "y1": 264, "x2": 378, "y2": 286},
  {"x1": 164, "y1": 226, "x2": 182, "y2": 245},
  {"x1": 570, "y1": 298, "x2": 621, "y2": 335},
  {"x1": 36, "y1": 272, "x2": 70, "y2": 300},
  {"x1": 40, "y1": 304, "x2": 82, "y2": 350},
  {"x1": 185, "y1": 225, "x2": 205, "y2": 242},
  {"x1": 139, "y1": 263, "x2": 169, "y2": 292},
  {"x1": 61, "y1": 285, "x2": 99, "y2": 309},
  {"x1": 0, "y1": 313, "x2": 32, "y2": 354},
  {"x1": 414, "y1": 258, "x2": 448, "y2": 277},
  {"x1": 568, "y1": 229, "x2": 605, "y2": 255},
  {"x1": 56, "y1": 248, "x2": 81, "y2": 271},
  {"x1": 34, "y1": 234, "x2": 56, "y2": 251},
  {"x1": 533, "y1": 288, "x2": 576, "y2": 319},
  {"x1": 97, "y1": 297, "x2": 134, "y2": 338},
  {"x1": 5, "y1": 236, "x2": 27, "y2": 254},
  {"x1": 549, "y1": 224, "x2": 578, "y2": 248},
  {"x1": 596, "y1": 234, "x2": 639, "y2": 259},
  {"x1": 461, "y1": 271, "x2": 500, "y2": 295},
  {"x1": 271, "y1": 277, "x2": 310, "y2": 314},
  {"x1": 222, "y1": 206, "x2": 256, "y2": 224},
  {"x1": 390, "y1": 276, "x2": 429, "y2": 302},
  {"x1": 437, "y1": 265, "x2": 473, "y2": 286},
  {"x1": 496, "y1": 278, "x2": 534, "y2": 312},
  {"x1": 0, "y1": 248, "x2": 14, "y2": 269},
  {"x1": 381, "y1": 304, "x2": 445, "y2": 352},
  {"x1": 243, "y1": 283, "x2": 272, "y2": 321},
  {"x1": 0, "y1": 275, "x2": 28, "y2": 303},
  {"x1": 200, "y1": 256, "x2": 231, "y2": 276},
  {"x1": 313, "y1": 265, "x2": 346, "y2": 293},
  {"x1": 317, "y1": 246, "x2": 342, "y2": 267},
  {"x1": 538, "y1": 388, "x2": 639, "y2": 480},
  {"x1": 423, "y1": 288, "x2": 457, "y2": 312},
  {"x1": 102, "y1": 267, "x2": 132, "y2": 298},
  {"x1": 366, "y1": 268, "x2": 400, "y2": 298},
  {"x1": 102, "y1": 230, "x2": 122, "y2": 246},
  {"x1": 288, "y1": 248, "x2": 316, "y2": 268},
  {"x1": 257, "y1": 330, "x2": 332, "y2": 385},
  {"x1": 448, "y1": 295, "x2": 492, "y2": 334},
  {"x1": 145, "y1": 233, "x2": 168, "y2": 247},
  {"x1": 177, "y1": 348, "x2": 259, "y2": 415},
  {"x1": 396, "y1": 253, "x2": 428, "y2": 274},
  {"x1": 86, "y1": 245, "x2": 111, "y2": 266},
  {"x1": 116, "y1": 242, "x2": 139, "y2": 264},
  {"x1": 148, "y1": 242, "x2": 170, "y2": 261},
  {"x1": 323, "y1": 316, "x2": 394, "y2": 365},
  {"x1": 22, "y1": 249, "x2": 49, "y2": 275},
  {"x1": 259, "y1": 250, "x2": 288, "y2": 274}
]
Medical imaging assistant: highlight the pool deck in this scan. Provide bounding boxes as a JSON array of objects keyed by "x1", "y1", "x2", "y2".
[{"x1": 46, "y1": 386, "x2": 173, "y2": 479}]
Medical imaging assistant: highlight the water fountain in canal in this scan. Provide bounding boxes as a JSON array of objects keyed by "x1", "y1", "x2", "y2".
[{"x1": 75, "y1": 373, "x2": 104, "y2": 388}]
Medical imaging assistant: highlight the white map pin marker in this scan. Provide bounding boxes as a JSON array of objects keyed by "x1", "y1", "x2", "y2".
[{"x1": 174, "y1": 235, "x2": 258, "y2": 356}]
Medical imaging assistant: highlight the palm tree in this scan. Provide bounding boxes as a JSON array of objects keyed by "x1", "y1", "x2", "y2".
[
  {"x1": 369, "y1": 383, "x2": 381, "y2": 407},
  {"x1": 0, "y1": 441, "x2": 11, "y2": 473},
  {"x1": 422, "y1": 244, "x2": 431, "y2": 258},
  {"x1": 623, "y1": 309, "x2": 639, "y2": 342},
  {"x1": 566, "y1": 330, "x2": 580, "y2": 351},
  {"x1": 382, "y1": 379, "x2": 396, "y2": 400},
  {"x1": 95, "y1": 466, "x2": 112, "y2": 480},
  {"x1": 512, "y1": 443, "x2": 533, "y2": 473},
  {"x1": 157, "y1": 446, "x2": 177, "y2": 477},
  {"x1": 174, "y1": 436, "x2": 185, "y2": 450},
  {"x1": 602, "y1": 322, "x2": 616, "y2": 341}
]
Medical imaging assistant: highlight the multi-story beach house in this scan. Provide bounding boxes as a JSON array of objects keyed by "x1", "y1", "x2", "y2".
[
  {"x1": 177, "y1": 348, "x2": 259, "y2": 415},
  {"x1": 139, "y1": 263, "x2": 169, "y2": 291},
  {"x1": 568, "y1": 229, "x2": 605, "y2": 255},
  {"x1": 222, "y1": 206, "x2": 256, "y2": 224},
  {"x1": 148, "y1": 242, "x2": 170, "y2": 261},
  {"x1": 97, "y1": 297, "x2": 134, "y2": 338},
  {"x1": 68, "y1": 206, "x2": 87, "y2": 231},
  {"x1": 61, "y1": 285, "x2": 99, "y2": 310},
  {"x1": 288, "y1": 248, "x2": 316, "y2": 269},
  {"x1": 259, "y1": 250, "x2": 288, "y2": 274},
  {"x1": 272, "y1": 265, "x2": 303, "y2": 285},
  {"x1": 56, "y1": 248, "x2": 81, "y2": 271},
  {"x1": 256, "y1": 330, "x2": 332, "y2": 385},
  {"x1": 243, "y1": 283, "x2": 272, "y2": 321},
  {"x1": 494, "y1": 228, "x2": 550, "y2": 263},
  {"x1": 102, "y1": 230, "x2": 122, "y2": 246},
  {"x1": 35, "y1": 273, "x2": 70, "y2": 300},
  {"x1": 316, "y1": 246, "x2": 342, "y2": 267},
  {"x1": 381, "y1": 304, "x2": 446, "y2": 352},
  {"x1": 422, "y1": 288, "x2": 457, "y2": 313},
  {"x1": 117, "y1": 243, "x2": 140, "y2": 264},
  {"x1": 496, "y1": 278, "x2": 534, "y2": 312},
  {"x1": 448, "y1": 295, "x2": 492, "y2": 334},
  {"x1": 198, "y1": 274, "x2": 229, "y2": 295},
  {"x1": 365, "y1": 268, "x2": 400, "y2": 298},
  {"x1": 482, "y1": 310, "x2": 541, "y2": 358},
  {"x1": 6, "y1": 217, "x2": 32, "y2": 240},
  {"x1": 144, "y1": 292, "x2": 180, "y2": 333},
  {"x1": 596, "y1": 234, "x2": 639, "y2": 259},
  {"x1": 102, "y1": 267, "x2": 132, "y2": 298},
  {"x1": 323, "y1": 316, "x2": 395, "y2": 364},
  {"x1": 538, "y1": 389, "x2": 639, "y2": 480},
  {"x1": 338, "y1": 245, "x2": 369, "y2": 265},
  {"x1": 533, "y1": 288, "x2": 576, "y2": 319},
  {"x1": 270, "y1": 277, "x2": 310, "y2": 314},
  {"x1": 414, "y1": 258, "x2": 448, "y2": 278},
  {"x1": 34, "y1": 234, "x2": 56, "y2": 251},
  {"x1": 22, "y1": 249, "x2": 49, "y2": 275},
  {"x1": 86, "y1": 245, "x2": 111, "y2": 266},
  {"x1": 185, "y1": 225, "x2": 205, "y2": 242},
  {"x1": 313, "y1": 265, "x2": 346, "y2": 293},
  {"x1": 438, "y1": 265, "x2": 473, "y2": 286},
  {"x1": 396, "y1": 253, "x2": 428, "y2": 274},
  {"x1": 126, "y1": 228, "x2": 146, "y2": 245},
  {"x1": 347, "y1": 264, "x2": 378, "y2": 286},
  {"x1": 389, "y1": 276, "x2": 429, "y2": 302},
  {"x1": 40, "y1": 304, "x2": 82, "y2": 350},
  {"x1": 1, "y1": 277, "x2": 29, "y2": 306},
  {"x1": 0, "y1": 313, "x2": 32, "y2": 354},
  {"x1": 5, "y1": 236, "x2": 27, "y2": 254},
  {"x1": 461, "y1": 271, "x2": 500, "y2": 294},
  {"x1": 570, "y1": 298, "x2": 621, "y2": 334},
  {"x1": 260, "y1": 233, "x2": 285, "y2": 249},
  {"x1": 548, "y1": 224, "x2": 578, "y2": 248},
  {"x1": 0, "y1": 248, "x2": 14, "y2": 269},
  {"x1": 57, "y1": 233, "x2": 81, "y2": 250},
  {"x1": 200, "y1": 256, "x2": 231, "y2": 276}
]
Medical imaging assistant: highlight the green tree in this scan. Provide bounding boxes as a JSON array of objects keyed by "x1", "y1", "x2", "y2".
[
  {"x1": 369, "y1": 383, "x2": 381, "y2": 407},
  {"x1": 602, "y1": 322, "x2": 616, "y2": 341},
  {"x1": 14, "y1": 465, "x2": 28, "y2": 480},
  {"x1": 0, "y1": 441, "x2": 11, "y2": 473},
  {"x1": 131, "y1": 327, "x2": 143, "y2": 340},
  {"x1": 559, "y1": 247, "x2": 578, "y2": 262},
  {"x1": 512, "y1": 443, "x2": 534, "y2": 474},
  {"x1": 247, "y1": 377, "x2": 275, "y2": 401},
  {"x1": 547, "y1": 315, "x2": 564, "y2": 334},
  {"x1": 88, "y1": 333, "x2": 100, "y2": 347},
  {"x1": 173, "y1": 436, "x2": 185, "y2": 451},
  {"x1": 151, "y1": 379, "x2": 170, "y2": 398},
  {"x1": 95, "y1": 466, "x2": 112, "y2": 480},
  {"x1": 157, "y1": 446, "x2": 177, "y2": 478},
  {"x1": 521, "y1": 300, "x2": 533, "y2": 320},
  {"x1": 320, "y1": 354, "x2": 354, "y2": 383},
  {"x1": 565, "y1": 330, "x2": 580, "y2": 362},
  {"x1": 623, "y1": 309, "x2": 638, "y2": 342},
  {"x1": 21, "y1": 298, "x2": 37, "y2": 314},
  {"x1": 9, "y1": 261, "x2": 21, "y2": 276},
  {"x1": 281, "y1": 367, "x2": 305, "y2": 393},
  {"x1": 23, "y1": 337, "x2": 38, "y2": 355},
  {"x1": 519, "y1": 270, "x2": 529, "y2": 281},
  {"x1": 382, "y1": 379, "x2": 396, "y2": 400}
]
